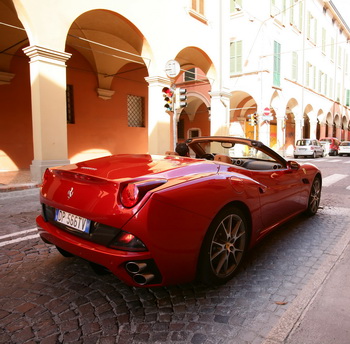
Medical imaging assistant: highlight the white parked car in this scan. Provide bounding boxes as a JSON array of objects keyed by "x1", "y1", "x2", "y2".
[
  {"x1": 338, "y1": 141, "x2": 350, "y2": 156},
  {"x1": 293, "y1": 139, "x2": 324, "y2": 158}
]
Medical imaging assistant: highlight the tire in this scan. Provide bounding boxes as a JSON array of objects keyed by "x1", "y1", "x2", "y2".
[
  {"x1": 312, "y1": 151, "x2": 316, "y2": 158},
  {"x1": 198, "y1": 206, "x2": 249, "y2": 285},
  {"x1": 305, "y1": 176, "x2": 321, "y2": 216}
]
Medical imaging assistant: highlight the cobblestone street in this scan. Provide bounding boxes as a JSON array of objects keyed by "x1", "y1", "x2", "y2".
[{"x1": 1, "y1": 189, "x2": 350, "y2": 343}]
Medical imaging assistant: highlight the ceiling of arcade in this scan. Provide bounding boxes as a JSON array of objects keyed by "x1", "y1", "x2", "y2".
[
  {"x1": 1, "y1": 2, "x2": 213, "y2": 114},
  {"x1": 67, "y1": 10, "x2": 148, "y2": 90},
  {"x1": 0, "y1": 0, "x2": 28, "y2": 73}
]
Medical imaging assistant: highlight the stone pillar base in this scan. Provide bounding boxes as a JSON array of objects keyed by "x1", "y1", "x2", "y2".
[{"x1": 30, "y1": 159, "x2": 70, "y2": 183}]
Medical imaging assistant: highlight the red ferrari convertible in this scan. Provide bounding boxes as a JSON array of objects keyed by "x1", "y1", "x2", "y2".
[{"x1": 36, "y1": 136, "x2": 322, "y2": 287}]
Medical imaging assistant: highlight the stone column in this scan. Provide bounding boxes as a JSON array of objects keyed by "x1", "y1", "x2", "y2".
[
  {"x1": 145, "y1": 76, "x2": 172, "y2": 154},
  {"x1": 23, "y1": 45, "x2": 71, "y2": 183},
  {"x1": 208, "y1": 91, "x2": 231, "y2": 136},
  {"x1": 309, "y1": 118, "x2": 318, "y2": 139}
]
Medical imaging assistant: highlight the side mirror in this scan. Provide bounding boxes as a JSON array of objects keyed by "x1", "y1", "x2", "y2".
[{"x1": 287, "y1": 161, "x2": 300, "y2": 170}]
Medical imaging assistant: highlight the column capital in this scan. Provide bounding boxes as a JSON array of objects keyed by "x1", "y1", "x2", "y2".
[
  {"x1": 145, "y1": 76, "x2": 170, "y2": 87},
  {"x1": 209, "y1": 90, "x2": 231, "y2": 100},
  {"x1": 0, "y1": 71, "x2": 15, "y2": 85},
  {"x1": 23, "y1": 45, "x2": 71, "y2": 65}
]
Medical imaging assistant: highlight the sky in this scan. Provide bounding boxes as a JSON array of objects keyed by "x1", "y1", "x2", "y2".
[{"x1": 331, "y1": 0, "x2": 350, "y2": 28}]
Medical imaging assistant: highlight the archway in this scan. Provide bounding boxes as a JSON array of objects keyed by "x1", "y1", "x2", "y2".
[{"x1": 65, "y1": 9, "x2": 151, "y2": 161}]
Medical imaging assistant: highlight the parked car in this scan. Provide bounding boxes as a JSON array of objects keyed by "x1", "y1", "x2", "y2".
[
  {"x1": 319, "y1": 137, "x2": 340, "y2": 156},
  {"x1": 338, "y1": 141, "x2": 350, "y2": 156},
  {"x1": 36, "y1": 136, "x2": 322, "y2": 287},
  {"x1": 293, "y1": 139, "x2": 324, "y2": 158}
]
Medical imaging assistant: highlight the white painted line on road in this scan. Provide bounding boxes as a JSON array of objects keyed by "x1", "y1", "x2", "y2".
[
  {"x1": 322, "y1": 174, "x2": 348, "y2": 187},
  {"x1": 327, "y1": 159, "x2": 342, "y2": 163},
  {"x1": 0, "y1": 227, "x2": 37, "y2": 240},
  {"x1": 0, "y1": 233, "x2": 39, "y2": 247}
]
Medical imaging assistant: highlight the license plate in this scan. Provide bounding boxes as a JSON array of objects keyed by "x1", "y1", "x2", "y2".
[{"x1": 55, "y1": 209, "x2": 91, "y2": 233}]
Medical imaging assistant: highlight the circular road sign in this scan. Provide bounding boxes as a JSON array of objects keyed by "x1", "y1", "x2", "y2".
[
  {"x1": 165, "y1": 60, "x2": 180, "y2": 78},
  {"x1": 264, "y1": 107, "x2": 270, "y2": 116}
]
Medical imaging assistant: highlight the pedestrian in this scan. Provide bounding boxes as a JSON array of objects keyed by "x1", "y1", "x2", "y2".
[{"x1": 175, "y1": 143, "x2": 190, "y2": 157}]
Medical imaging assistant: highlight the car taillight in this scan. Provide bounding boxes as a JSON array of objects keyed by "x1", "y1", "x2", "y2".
[
  {"x1": 121, "y1": 183, "x2": 140, "y2": 208},
  {"x1": 120, "y1": 179, "x2": 167, "y2": 208}
]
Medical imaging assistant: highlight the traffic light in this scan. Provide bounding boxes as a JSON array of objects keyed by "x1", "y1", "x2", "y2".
[
  {"x1": 248, "y1": 113, "x2": 258, "y2": 126},
  {"x1": 162, "y1": 87, "x2": 174, "y2": 112},
  {"x1": 175, "y1": 88, "x2": 187, "y2": 109}
]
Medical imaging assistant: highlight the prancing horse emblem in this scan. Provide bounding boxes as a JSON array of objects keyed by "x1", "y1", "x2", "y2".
[{"x1": 67, "y1": 187, "x2": 74, "y2": 199}]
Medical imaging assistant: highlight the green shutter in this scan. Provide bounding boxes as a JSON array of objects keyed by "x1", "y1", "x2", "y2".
[
  {"x1": 230, "y1": 40, "x2": 242, "y2": 74},
  {"x1": 273, "y1": 41, "x2": 281, "y2": 87}
]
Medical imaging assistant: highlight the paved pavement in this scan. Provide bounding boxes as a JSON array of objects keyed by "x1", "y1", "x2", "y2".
[{"x1": 1, "y1": 177, "x2": 350, "y2": 343}]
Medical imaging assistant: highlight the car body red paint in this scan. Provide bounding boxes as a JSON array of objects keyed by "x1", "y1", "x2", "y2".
[{"x1": 36, "y1": 136, "x2": 322, "y2": 287}]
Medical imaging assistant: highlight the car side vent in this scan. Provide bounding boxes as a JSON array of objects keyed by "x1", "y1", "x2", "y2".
[{"x1": 302, "y1": 178, "x2": 310, "y2": 184}]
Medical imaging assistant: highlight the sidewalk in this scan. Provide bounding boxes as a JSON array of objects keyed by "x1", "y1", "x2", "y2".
[
  {"x1": 0, "y1": 170, "x2": 40, "y2": 192},
  {"x1": 264, "y1": 207, "x2": 350, "y2": 344}
]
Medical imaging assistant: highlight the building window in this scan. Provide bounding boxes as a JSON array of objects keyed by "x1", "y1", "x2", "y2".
[
  {"x1": 338, "y1": 46, "x2": 342, "y2": 68},
  {"x1": 127, "y1": 95, "x2": 145, "y2": 127},
  {"x1": 346, "y1": 90, "x2": 350, "y2": 107},
  {"x1": 230, "y1": 0, "x2": 242, "y2": 13},
  {"x1": 273, "y1": 41, "x2": 281, "y2": 87},
  {"x1": 270, "y1": 0, "x2": 286, "y2": 23},
  {"x1": 324, "y1": 74, "x2": 328, "y2": 96},
  {"x1": 322, "y1": 28, "x2": 326, "y2": 54},
  {"x1": 192, "y1": 0, "x2": 204, "y2": 15},
  {"x1": 318, "y1": 70, "x2": 324, "y2": 93},
  {"x1": 329, "y1": 77, "x2": 333, "y2": 99},
  {"x1": 292, "y1": 51, "x2": 298, "y2": 81},
  {"x1": 189, "y1": 128, "x2": 200, "y2": 138},
  {"x1": 230, "y1": 40, "x2": 242, "y2": 75},
  {"x1": 66, "y1": 84, "x2": 75, "y2": 124},
  {"x1": 307, "y1": 12, "x2": 317, "y2": 44},
  {"x1": 330, "y1": 37, "x2": 335, "y2": 61},
  {"x1": 185, "y1": 68, "x2": 196, "y2": 81},
  {"x1": 337, "y1": 82, "x2": 341, "y2": 102},
  {"x1": 289, "y1": 0, "x2": 302, "y2": 29}
]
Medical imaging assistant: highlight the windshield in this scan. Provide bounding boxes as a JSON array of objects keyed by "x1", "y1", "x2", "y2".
[
  {"x1": 296, "y1": 140, "x2": 312, "y2": 146},
  {"x1": 194, "y1": 141, "x2": 277, "y2": 161}
]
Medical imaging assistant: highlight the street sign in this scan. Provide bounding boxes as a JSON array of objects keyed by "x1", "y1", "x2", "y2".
[
  {"x1": 264, "y1": 107, "x2": 270, "y2": 116},
  {"x1": 165, "y1": 60, "x2": 180, "y2": 78},
  {"x1": 262, "y1": 115, "x2": 274, "y2": 121}
]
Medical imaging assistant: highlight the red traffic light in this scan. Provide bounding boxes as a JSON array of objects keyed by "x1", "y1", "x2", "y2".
[
  {"x1": 162, "y1": 87, "x2": 174, "y2": 111},
  {"x1": 162, "y1": 87, "x2": 173, "y2": 98}
]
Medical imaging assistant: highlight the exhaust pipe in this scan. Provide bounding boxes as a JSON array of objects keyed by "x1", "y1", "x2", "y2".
[
  {"x1": 133, "y1": 273, "x2": 155, "y2": 285},
  {"x1": 125, "y1": 261, "x2": 147, "y2": 274}
]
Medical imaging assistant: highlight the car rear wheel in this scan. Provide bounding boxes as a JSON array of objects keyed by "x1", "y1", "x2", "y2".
[
  {"x1": 198, "y1": 207, "x2": 249, "y2": 285},
  {"x1": 305, "y1": 176, "x2": 321, "y2": 216}
]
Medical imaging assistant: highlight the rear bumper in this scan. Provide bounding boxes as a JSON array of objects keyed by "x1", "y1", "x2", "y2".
[{"x1": 36, "y1": 215, "x2": 162, "y2": 287}]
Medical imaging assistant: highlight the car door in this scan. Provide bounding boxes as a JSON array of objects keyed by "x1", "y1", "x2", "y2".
[{"x1": 247, "y1": 167, "x2": 303, "y2": 231}]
